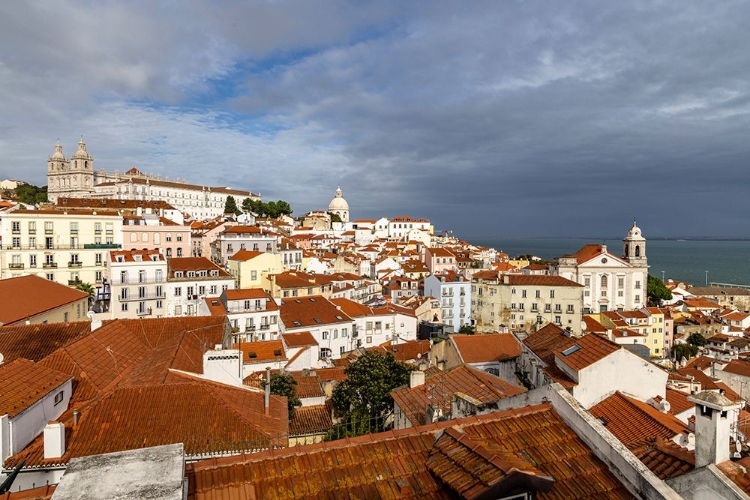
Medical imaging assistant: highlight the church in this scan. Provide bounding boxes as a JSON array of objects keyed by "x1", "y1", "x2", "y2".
[
  {"x1": 47, "y1": 139, "x2": 260, "y2": 220},
  {"x1": 551, "y1": 222, "x2": 649, "y2": 313},
  {"x1": 327, "y1": 186, "x2": 349, "y2": 223}
]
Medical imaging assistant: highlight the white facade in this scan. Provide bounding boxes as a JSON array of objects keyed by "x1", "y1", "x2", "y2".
[
  {"x1": 46, "y1": 139, "x2": 259, "y2": 220},
  {"x1": 167, "y1": 261, "x2": 234, "y2": 317},
  {"x1": 327, "y1": 187, "x2": 349, "y2": 223},
  {"x1": 108, "y1": 250, "x2": 168, "y2": 319},
  {"x1": 552, "y1": 222, "x2": 649, "y2": 314},
  {"x1": 424, "y1": 274, "x2": 472, "y2": 333}
]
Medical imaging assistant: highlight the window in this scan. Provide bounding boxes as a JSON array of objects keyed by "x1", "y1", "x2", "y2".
[
  {"x1": 521, "y1": 290, "x2": 527, "y2": 298},
  {"x1": 11, "y1": 237, "x2": 20, "y2": 249},
  {"x1": 105, "y1": 223, "x2": 113, "y2": 234},
  {"x1": 199, "y1": 286, "x2": 206, "y2": 296},
  {"x1": 29, "y1": 237, "x2": 35, "y2": 248},
  {"x1": 166, "y1": 248, "x2": 172, "y2": 257},
  {"x1": 174, "y1": 287, "x2": 182, "y2": 297},
  {"x1": 210, "y1": 285, "x2": 217, "y2": 294},
  {"x1": 121, "y1": 303, "x2": 128, "y2": 312},
  {"x1": 70, "y1": 222, "x2": 78, "y2": 234},
  {"x1": 11, "y1": 221, "x2": 20, "y2": 233},
  {"x1": 64, "y1": 312, "x2": 69, "y2": 322},
  {"x1": 156, "y1": 300, "x2": 163, "y2": 309},
  {"x1": 95, "y1": 222, "x2": 101, "y2": 234},
  {"x1": 166, "y1": 233, "x2": 172, "y2": 242},
  {"x1": 175, "y1": 305, "x2": 182, "y2": 315},
  {"x1": 176, "y1": 234, "x2": 182, "y2": 242},
  {"x1": 555, "y1": 315, "x2": 562, "y2": 324},
  {"x1": 177, "y1": 248, "x2": 183, "y2": 257},
  {"x1": 45, "y1": 221, "x2": 54, "y2": 234},
  {"x1": 342, "y1": 328, "x2": 348, "y2": 337},
  {"x1": 601, "y1": 275, "x2": 608, "y2": 287},
  {"x1": 322, "y1": 331, "x2": 329, "y2": 340},
  {"x1": 187, "y1": 286, "x2": 194, "y2": 296},
  {"x1": 30, "y1": 255, "x2": 37, "y2": 267},
  {"x1": 28, "y1": 221, "x2": 36, "y2": 234},
  {"x1": 54, "y1": 391, "x2": 64, "y2": 406},
  {"x1": 635, "y1": 280, "x2": 641, "y2": 289},
  {"x1": 535, "y1": 290, "x2": 541, "y2": 298},
  {"x1": 584, "y1": 277, "x2": 591, "y2": 287},
  {"x1": 95, "y1": 271, "x2": 102, "y2": 282},
  {"x1": 95, "y1": 253, "x2": 102, "y2": 265},
  {"x1": 251, "y1": 270, "x2": 258, "y2": 281},
  {"x1": 635, "y1": 295, "x2": 640, "y2": 302},
  {"x1": 618, "y1": 277, "x2": 624, "y2": 288},
  {"x1": 549, "y1": 290, "x2": 555, "y2": 298},
  {"x1": 46, "y1": 273, "x2": 54, "y2": 280},
  {"x1": 567, "y1": 305, "x2": 574, "y2": 313}
]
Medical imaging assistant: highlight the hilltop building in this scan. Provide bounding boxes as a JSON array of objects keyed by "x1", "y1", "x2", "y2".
[
  {"x1": 327, "y1": 186, "x2": 349, "y2": 223},
  {"x1": 46, "y1": 138, "x2": 259, "y2": 220}
]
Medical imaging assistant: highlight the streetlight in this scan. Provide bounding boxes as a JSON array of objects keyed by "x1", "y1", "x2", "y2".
[{"x1": 705, "y1": 270, "x2": 709, "y2": 286}]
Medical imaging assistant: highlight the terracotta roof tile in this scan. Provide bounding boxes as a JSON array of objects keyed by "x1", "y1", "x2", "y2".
[
  {"x1": 168, "y1": 257, "x2": 231, "y2": 278},
  {"x1": 185, "y1": 404, "x2": 632, "y2": 500},
  {"x1": 234, "y1": 340, "x2": 286, "y2": 363},
  {"x1": 6, "y1": 378, "x2": 287, "y2": 468},
  {"x1": 289, "y1": 402, "x2": 333, "y2": 436},
  {"x1": 368, "y1": 340, "x2": 431, "y2": 363},
  {"x1": 0, "y1": 359, "x2": 72, "y2": 418},
  {"x1": 665, "y1": 388, "x2": 695, "y2": 415},
  {"x1": 392, "y1": 365, "x2": 526, "y2": 426},
  {"x1": 0, "y1": 322, "x2": 91, "y2": 363},
  {"x1": 0, "y1": 275, "x2": 88, "y2": 326},
  {"x1": 722, "y1": 359, "x2": 750, "y2": 378},
  {"x1": 630, "y1": 437, "x2": 694, "y2": 480},
  {"x1": 281, "y1": 331, "x2": 318, "y2": 348},
  {"x1": 450, "y1": 333, "x2": 521, "y2": 363},
  {"x1": 590, "y1": 392, "x2": 690, "y2": 447},
  {"x1": 280, "y1": 296, "x2": 352, "y2": 328},
  {"x1": 523, "y1": 323, "x2": 577, "y2": 365},
  {"x1": 552, "y1": 333, "x2": 621, "y2": 372}
]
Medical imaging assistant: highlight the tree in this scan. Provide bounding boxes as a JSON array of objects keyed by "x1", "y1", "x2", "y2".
[
  {"x1": 687, "y1": 332, "x2": 707, "y2": 348},
  {"x1": 224, "y1": 195, "x2": 240, "y2": 215},
  {"x1": 647, "y1": 275, "x2": 672, "y2": 307},
  {"x1": 12, "y1": 184, "x2": 47, "y2": 205},
  {"x1": 266, "y1": 372, "x2": 301, "y2": 418},
  {"x1": 672, "y1": 343, "x2": 698, "y2": 362},
  {"x1": 328, "y1": 351, "x2": 412, "y2": 439},
  {"x1": 328, "y1": 212, "x2": 342, "y2": 223},
  {"x1": 458, "y1": 324, "x2": 476, "y2": 335},
  {"x1": 75, "y1": 282, "x2": 95, "y2": 306}
]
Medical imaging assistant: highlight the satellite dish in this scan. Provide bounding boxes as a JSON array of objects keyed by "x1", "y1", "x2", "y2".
[
  {"x1": 86, "y1": 311, "x2": 95, "y2": 320},
  {"x1": 580, "y1": 321, "x2": 587, "y2": 331},
  {"x1": 0, "y1": 352, "x2": 4, "y2": 365}
]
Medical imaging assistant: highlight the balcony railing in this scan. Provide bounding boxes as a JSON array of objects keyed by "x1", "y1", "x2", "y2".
[
  {"x1": 83, "y1": 243, "x2": 121, "y2": 249},
  {"x1": 136, "y1": 308, "x2": 152, "y2": 316},
  {"x1": 8, "y1": 263, "x2": 24, "y2": 270},
  {"x1": 68, "y1": 279, "x2": 82, "y2": 286},
  {"x1": 111, "y1": 277, "x2": 166, "y2": 285},
  {"x1": 118, "y1": 292, "x2": 166, "y2": 302},
  {"x1": 68, "y1": 261, "x2": 83, "y2": 268},
  {"x1": 259, "y1": 324, "x2": 270, "y2": 330},
  {"x1": 43, "y1": 262, "x2": 58, "y2": 269}
]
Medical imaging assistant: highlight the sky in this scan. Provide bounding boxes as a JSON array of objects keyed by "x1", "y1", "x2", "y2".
[{"x1": 1, "y1": 1, "x2": 749, "y2": 239}]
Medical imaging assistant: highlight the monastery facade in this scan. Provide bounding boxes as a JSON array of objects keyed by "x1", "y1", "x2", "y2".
[{"x1": 47, "y1": 138, "x2": 260, "y2": 220}]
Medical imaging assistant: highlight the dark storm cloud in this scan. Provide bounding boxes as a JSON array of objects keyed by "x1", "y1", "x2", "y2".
[{"x1": 1, "y1": 1, "x2": 750, "y2": 237}]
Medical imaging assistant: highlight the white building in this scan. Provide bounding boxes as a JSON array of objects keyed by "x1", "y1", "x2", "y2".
[
  {"x1": 423, "y1": 272, "x2": 472, "y2": 333},
  {"x1": 327, "y1": 187, "x2": 349, "y2": 223},
  {"x1": 166, "y1": 257, "x2": 234, "y2": 317},
  {"x1": 46, "y1": 139, "x2": 260, "y2": 220},
  {"x1": 200, "y1": 288, "x2": 280, "y2": 342},
  {"x1": 108, "y1": 249, "x2": 167, "y2": 319},
  {"x1": 551, "y1": 222, "x2": 649, "y2": 314},
  {"x1": 279, "y1": 296, "x2": 355, "y2": 359}
]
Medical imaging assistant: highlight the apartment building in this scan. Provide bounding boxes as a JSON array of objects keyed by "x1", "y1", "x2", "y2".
[
  {"x1": 0, "y1": 209, "x2": 122, "y2": 287},
  {"x1": 424, "y1": 271, "x2": 472, "y2": 333},
  {"x1": 166, "y1": 257, "x2": 234, "y2": 317},
  {"x1": 472, "y1": 272, "x2": 583, "y2": 335},
  {"x1": 108, "y1": 249, "x2": 167, "y2": 319},
  {"x1": 200, "y1": 288, "x2": 280, "y2": 342}
]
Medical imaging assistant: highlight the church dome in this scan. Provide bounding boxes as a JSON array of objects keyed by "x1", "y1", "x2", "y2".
[
  {"x1": 626, "y1": 220, "x2": 645, "y2": 240},
  {"x1": 328, "y1": 187, "x2": 349, "y2": 212},
  {"x1": 51, "y1": 140, "x2": 65, "y2": 160}
]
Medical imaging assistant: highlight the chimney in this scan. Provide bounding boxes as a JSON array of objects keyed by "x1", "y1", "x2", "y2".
[
  {"x1": 503, "y1": 275, "x2": 509, "y2": 284},
  {"x1": 91, "y1": 319, "x2": 102, "y2": 332},
  {"x1": 73, "y1": 409, "x2": 79, "y2": 426},
  {"x1": 410, "y1": 370, "x2": 425, "y2": 388},
  {"x1": 688, "y1": 390, "x2": 742, "y2": 468},
  {"x1": 265, "y1": 367, "x2": 271, "y2": 417},
  {"x1": 44, "y1": 422, "x2": 66, "y2": 459}
]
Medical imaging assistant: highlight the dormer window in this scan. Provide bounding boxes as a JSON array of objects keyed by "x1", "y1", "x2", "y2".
[
  {"x1": 187, "y1": 271, "x2": 196, "y2": 278},
  {"x1": 175, "y1": 271, "x2": 183, "y2": 278},
  {"x1": 211, "y1": 270, "x2": 219, "y2": 277}
]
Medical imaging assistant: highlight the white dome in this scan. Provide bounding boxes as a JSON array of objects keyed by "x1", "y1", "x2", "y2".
[
  {"x1": 626, "y1": 220, "x2": 645, "y2": 240},
  {"x1": 328, "y1": 187, "x2": 349, "y2": 211},
  {"x1": 51, "y1": 140, "x2": 65, "y2": 160}
]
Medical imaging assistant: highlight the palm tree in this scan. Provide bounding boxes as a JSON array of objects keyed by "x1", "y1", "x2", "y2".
[{"x1": 75, "y1": 282, "x2": 95, "y2": 308}]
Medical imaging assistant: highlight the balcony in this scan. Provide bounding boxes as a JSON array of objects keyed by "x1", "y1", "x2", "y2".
[
  {"x1": 8, "y1": 263, "x2": 24, "y2": 270},
  {"x1": 259, "y1": 324, "x2": 270, "y2": 330},
  {"x1": 43, "y1": 262, "x2": 58, "y2": 269},
  {"x1": 83, "y1": 243, "x2": 121, "y2": 249},
  {"x1": 68, "y1": 261, "x2": 83, "y2": 268},
  {"x1": 28, "y1": 229, "x2": 36, "y2": 235},
  {"x1": 136, "y1": 308, "x2": 152, "y2": 316},
  {"x1": 245, "y1": 326, "x2": 256, "y2": 332},
  {"x1": 119, "y1": 292, "x2": 166, "y2": 301},
  {"x1": 68, "y1": 279, "x2": 82, "y2": 286}
]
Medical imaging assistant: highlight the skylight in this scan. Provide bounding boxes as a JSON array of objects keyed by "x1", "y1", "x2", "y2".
[{"x1": 561, "y1": 345, "x2": 581, "y2": 356}]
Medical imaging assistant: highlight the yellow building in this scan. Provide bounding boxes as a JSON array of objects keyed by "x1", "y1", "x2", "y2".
[
  {"x1": 597, "y1": 309, "x2": 667, "y2": 358},
  {"x1": 0, "y1": 209, "x2": 122, "y2": 288},
  {"x1": 227, "y1": 250, "x2": 283, "y2": 289}
]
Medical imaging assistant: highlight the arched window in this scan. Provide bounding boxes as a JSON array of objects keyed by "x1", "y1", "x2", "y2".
[
  {"x1": 601, "y1": 274, "x2": 608, "y2": 288},
  {"x1": 177, "y1": 248, "x2": 183, "y2": 257},
  {"x1": 166, "y1": 248, "x2": 172, "y2": 257},
  {"x1": 635, "y1": 245, "x2": 641, "y2": 257},
  {"x1": 624, "y1": 245, "x2": 629, "y2": 257}
]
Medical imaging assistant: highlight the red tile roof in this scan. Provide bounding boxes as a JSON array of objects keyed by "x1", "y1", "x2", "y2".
[
  {"x1": 450, "y1": 333, "x2": 522, "y2": 363},
  {"x1": 185, "y1": 404, "x2": 633, "y2": 499},
  {"x1": 523, "y1": 323, "x2": 577, "y2": 365},
  {"x1": 561, "y1": 244, "x2": 629, "y2": 266},
  {"x1": 0, "y1": 275, "x2": 89, "y2": 326},
  {"x1": 368, "y1": 340, "x2": 431, "y2": 363},
  {"x1": 289, "y1": 402, "x2": 333, "y2": 436},
  {"x1": 6, "y1": 377, "x2": 288, "y2": 468},
  {"x1": 168, "y1": 257, "x2": 231, "y2": 278},
  {"x1": 279, "y1": 296, "x2": 352, "y2": 329},
  {"x1": 0, "y1": 322, "x2": 91, "y2": 363},
  {"x1": 234, "y1": 340, "x2": 286, "y2": 363},
  {"x1": 552, "y1": 333, "x2": 621, "y2": 372},
  {"x1": 0, "y1": 359, "x2": 72, "y2": 419},
  {"x1": 665, "y1": 388, "x2": 695, "y2": 415},
  {"x1": 281, "y1": 331, "x2": 318, "y2": 348},
  {"x1": 630, "y1": 437, "x2": 694, "y2": 480},
  {"x1": 590, "y1": 392, "x2": 690, "y2": 447},
  {"x1": 228, "y1": 250, "x2": 265, "y2": 261},
  {"x1": 392, "y1": 365, "x2": 526, "y2": 427},
  {"x1": 722, "y1": 359, "x2": 750, "y2": 378}
]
